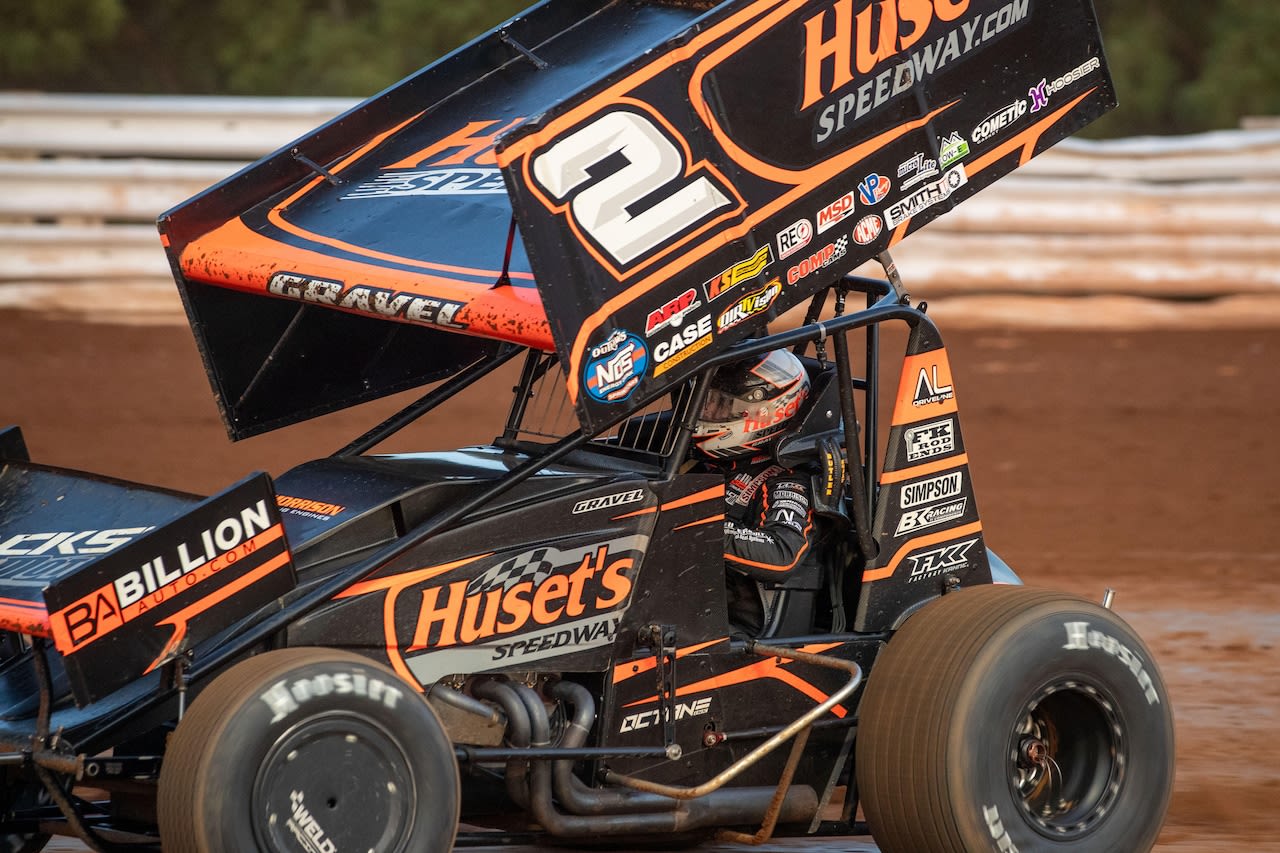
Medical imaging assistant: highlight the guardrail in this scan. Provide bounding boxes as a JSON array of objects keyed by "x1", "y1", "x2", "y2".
[{"x1": 1, "y1": 93, "x2": 1278, "y2": 319}]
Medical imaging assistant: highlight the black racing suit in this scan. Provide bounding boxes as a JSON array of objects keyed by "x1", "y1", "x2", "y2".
[{"x1": 719, "y1": 454, "x2": 818, "y2": 581}]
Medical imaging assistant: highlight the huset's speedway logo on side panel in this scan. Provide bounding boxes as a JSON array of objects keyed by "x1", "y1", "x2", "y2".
[
  {"x1": 584, "y1": 331, "x2": 648, "y2": 403},
  {"x1": 804, "y1": 0, "x2": 1033, "y2": 145}
]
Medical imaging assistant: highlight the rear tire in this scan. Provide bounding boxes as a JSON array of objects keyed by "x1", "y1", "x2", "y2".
[
  {"x1": 857, "y1": 585, "x2": 1173, "y2": 853},
  {"x1": 158, "y1": 647, "x2": 459, "y2": 852}
]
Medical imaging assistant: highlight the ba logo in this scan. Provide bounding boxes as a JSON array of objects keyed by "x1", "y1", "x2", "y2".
[
  {"x1": 584, "y1": 332, "x2": 648, "y2": 403},
  {"x1": 858, "y1": 173, "x2": 891, "y2": 206}
]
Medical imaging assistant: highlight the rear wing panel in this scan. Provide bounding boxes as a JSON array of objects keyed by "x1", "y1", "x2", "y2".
[{"x1": 499, "y1": 0, "x2": 1114, "y2": 433}]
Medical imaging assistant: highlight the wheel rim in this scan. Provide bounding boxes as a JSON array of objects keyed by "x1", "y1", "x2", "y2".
[
  {"x1": 1008, "y1": 679, "x2": 1126, "y2": 839},
  {"x1": 252, "y1": 711, "x2": 418, "y2": 852}
]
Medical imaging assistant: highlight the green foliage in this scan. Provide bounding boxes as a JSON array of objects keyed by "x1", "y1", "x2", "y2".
[{"x1": 1, "y1": 0, "x2": 1277, "y2": 135}]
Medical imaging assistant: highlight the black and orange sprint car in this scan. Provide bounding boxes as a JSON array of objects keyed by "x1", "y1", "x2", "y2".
[{"x1": 0, "y1": 0, "x2": 1174, "y2": 850}]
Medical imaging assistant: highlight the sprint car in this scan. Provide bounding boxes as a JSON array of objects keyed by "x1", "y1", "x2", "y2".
[{"x1": 0, "y1": 0, "x2": 1174, "y2": 850}]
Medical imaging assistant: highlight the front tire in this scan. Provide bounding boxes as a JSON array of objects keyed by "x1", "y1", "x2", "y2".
[
  {"x1": 158, "y1": 647, "x2": 460, "y2": 852},
  {"x1": 857, "y1": 585, "x2": 1174, "y2": 853}
]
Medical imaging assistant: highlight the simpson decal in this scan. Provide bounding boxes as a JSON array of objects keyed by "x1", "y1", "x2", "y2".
[
  {"x1": 584, "y1": 331, "x2": 648, "y2": 403},
  {"x1": 900, "y1": 471, "x2": 964, "y2": 509}
]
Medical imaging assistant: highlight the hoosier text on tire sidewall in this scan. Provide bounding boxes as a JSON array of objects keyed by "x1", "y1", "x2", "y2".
[
  {"x1": 158, "y1": 647, "x2": 460, "y2": 853},
  {"x1": 858, "y1": 586, "x2": 1174, "y2": 853}
]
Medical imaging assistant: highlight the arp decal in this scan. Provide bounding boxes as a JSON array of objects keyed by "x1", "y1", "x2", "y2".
[
  {"x1": 267, "y1": 272, "x2": 467, "y2": 330},
  {"x1": 529, "y1": 108, "x2": 735, "y2": 270},
  {"x1": 645, "y1": 288, "x2": 702, "y2": 337},
  {"x1": 807, "y1": 0, "x2": 1034, "y2": 144},
  {"x1": 584, "y1": 330, "x2": 648, "y2": 403},
  {"x1": 776, "y1": 218, "x2": 814, "y2": 260},
  {"x1": 786, "y1": 237, "x2": 849, "y2": 286},
  {"x1": 652, "y1": 314, "x2": 714, "y2": 377},
  {"x1": 716, "y1": 279, "x2": 782, "y2": 332},
  {"x1": 704, "y1": 245, "x2": 773, "y2": 301},
  {"x1": 884, "y1": 164, "x2": 968, "y2": 229}
]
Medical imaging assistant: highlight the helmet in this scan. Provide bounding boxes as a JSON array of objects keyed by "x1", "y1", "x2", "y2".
[{"x1": 693, "y1": 349, "x2": 810, "y2": 459}]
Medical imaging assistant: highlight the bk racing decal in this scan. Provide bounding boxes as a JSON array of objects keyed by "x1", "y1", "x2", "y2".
[
  {"x1": 42, "y1": 475, "x2": 296, "y2": 706},
  {"x1": 336, "y1": 535, "x2": 648, "y2": 688}
]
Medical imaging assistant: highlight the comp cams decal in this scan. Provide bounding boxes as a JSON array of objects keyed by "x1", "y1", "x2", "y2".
[
  {"x1": 786, "y1": 236, "x2": 849, "y2": 285},
  {"x1": 584, "y1": 330, "x2": 648, "y2": 403},
  {"x1": 807, "y1": 0, "x2": 1034, "y2": 145}
]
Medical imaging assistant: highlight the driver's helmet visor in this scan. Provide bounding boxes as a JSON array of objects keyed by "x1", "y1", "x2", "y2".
[{"x1": 698, "y1": 387, "x2": 748, "y2": 425}]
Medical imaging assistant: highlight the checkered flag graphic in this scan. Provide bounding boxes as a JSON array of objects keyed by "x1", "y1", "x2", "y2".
[
  {"x1": 467, "y1": 547, "x2": 555, "y2": 594},
  {"x1": 834, "y1": 235, "x2": 849, "y2": 255}
]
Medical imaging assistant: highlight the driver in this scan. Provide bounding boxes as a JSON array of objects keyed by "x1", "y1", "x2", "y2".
[{"x1": 691, "y1": 349, "x2": 818, "y2": 633}]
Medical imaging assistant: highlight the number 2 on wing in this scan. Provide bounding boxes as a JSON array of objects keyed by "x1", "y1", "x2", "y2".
[{"x1": 531, "y1": 110, "x2": 731, "y2": 267}]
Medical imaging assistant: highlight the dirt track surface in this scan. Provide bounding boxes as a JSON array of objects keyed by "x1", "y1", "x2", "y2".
[{"x1": 2, "y1": 309, "x2": 1277, "y2": 852}]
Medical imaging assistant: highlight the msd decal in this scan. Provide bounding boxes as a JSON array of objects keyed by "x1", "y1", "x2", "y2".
[{"x1": 816, "y1": 191, "x2": 857, "y2": 233}]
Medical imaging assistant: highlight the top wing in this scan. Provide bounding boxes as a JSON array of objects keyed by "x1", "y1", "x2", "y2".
[
  {"x1": 498, "y1": 0, "x2": 1115, "y2": 433},
  {"x1": 161, "y1": 0, "x2": 1113, "y2": 438}
]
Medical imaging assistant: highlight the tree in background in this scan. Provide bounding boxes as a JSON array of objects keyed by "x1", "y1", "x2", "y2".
[{"x1": 1, "y1": 0, "x2": 1277, "y2": 136}]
